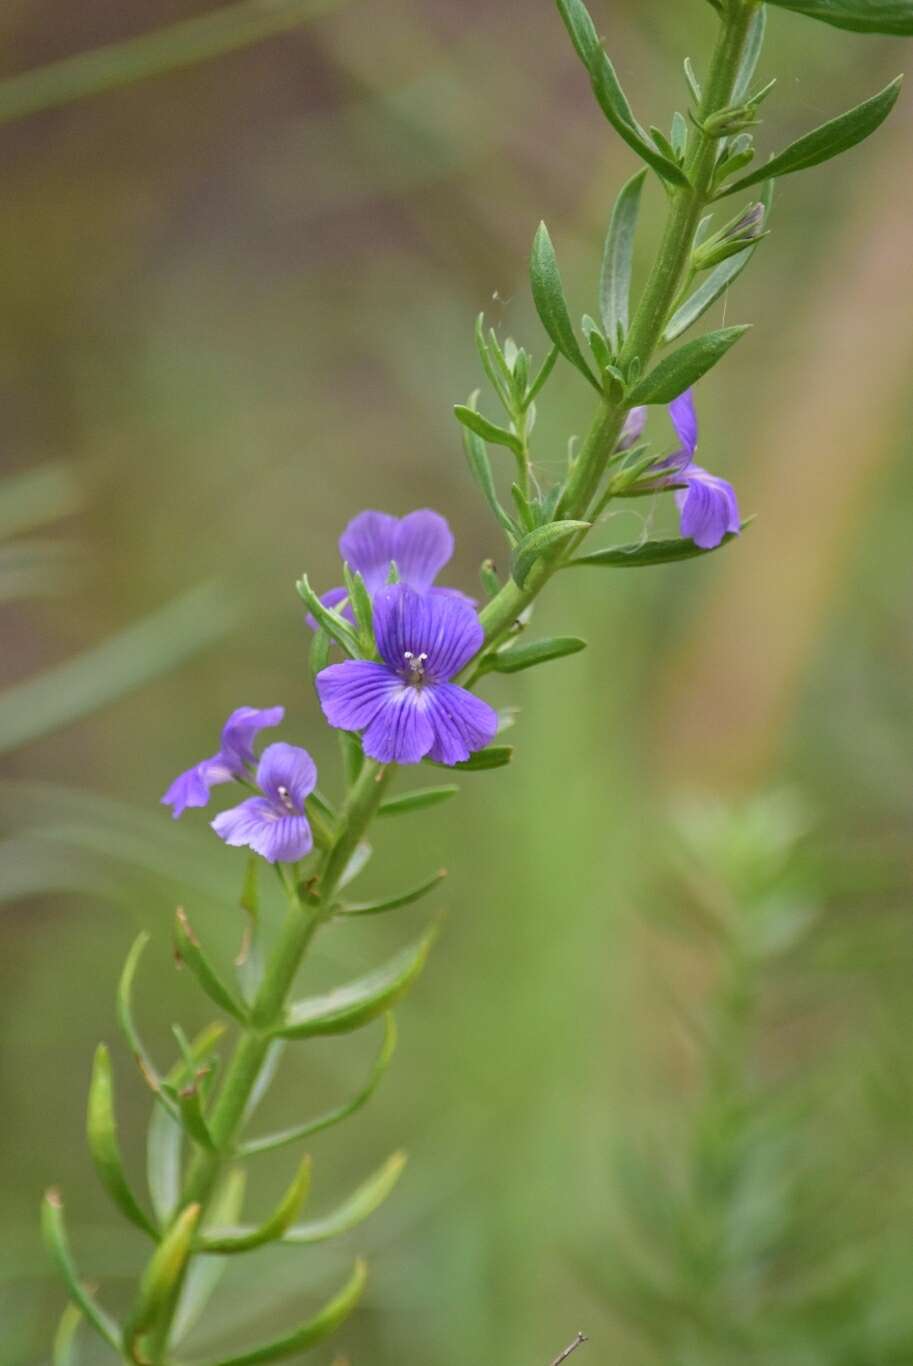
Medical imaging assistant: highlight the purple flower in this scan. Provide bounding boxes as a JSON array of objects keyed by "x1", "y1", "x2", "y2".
[
  {"x1": 212, "y1": 743, "x2": 316, "y2": 863},
  {"x1": 656, "y1": 390, "x2": 740, "y2": 550},
  {"x1": 162, "y1": 706, "x2": 284, "y2": 818},
  {"x1": 316, "y1": 584, "x2": 497, "y2": 766},
  {"x1": 311, "y1": 508, "x2": 468, "y2": 627},
  {"x1": 616, "y1": 405, "x2": 647, "y2": 452}
]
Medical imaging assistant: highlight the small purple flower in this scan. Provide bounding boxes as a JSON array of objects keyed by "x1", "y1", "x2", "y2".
[
  {"x1": 316, "y1": 584, "x2": 497, "y2": 766},
  {"x1": 212, "y1": 743, "x2": 316, "y2": 863},
  {"x1": 311, "y1": 508, "x2": 468, "y2": 627},
  {"x1": 162, "y1": 706, "x2": 284, "y2": 818},
  {"x1": 656, "y1": 390, "x2": 740, "y2": 550},
  {"x1": 616, "y1": 405, "x2": 647, "y2": 452}
]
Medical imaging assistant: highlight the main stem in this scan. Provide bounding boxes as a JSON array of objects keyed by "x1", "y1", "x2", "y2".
[{"x1": 135, "y1": 6, "x2": 759, "y2": 1356}]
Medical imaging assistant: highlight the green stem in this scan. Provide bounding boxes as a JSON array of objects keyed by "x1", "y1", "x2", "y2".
[
  {"x1": 464, "y1": 1, "x2": 759, "y2": 668},
  {"x1": 131, "y1": 7, "x2": 761, "y2": 1357},
  {"x1": 138, "y1": 759, "x2": 392, "y2": 1361}
]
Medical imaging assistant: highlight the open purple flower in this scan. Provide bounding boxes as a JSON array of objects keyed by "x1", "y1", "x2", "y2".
[
  {"x1": 316, "y1": 584, "x2": 497, "y2": 766},
  {"x1": 655, "y1": 390, "x2": 740, "y2": 550},
  {"x1": 211, "y1": 743, "x2": 316, "y2": 863},
  {"x1": 162, "y1": 705, "x2": 284, "y2": 818},
  {"x1": 311, "y1": 508, "x2": 468, "y2": 626}
]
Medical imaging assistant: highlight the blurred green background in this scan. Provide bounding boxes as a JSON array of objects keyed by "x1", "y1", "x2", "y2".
[{"x1": 3, "y1": 1, "x2": 913, "y2": 1362}]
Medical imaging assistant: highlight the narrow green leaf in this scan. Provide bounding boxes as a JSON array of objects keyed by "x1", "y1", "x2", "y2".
[
  {"x1": 52, "y1": 1304, "x2": 83, "y2": 1366},
  {"x1": 721, "y1": 76, "x2": 903, "y2": 196},
  {"x1": 733, "y1": 6, "x2": 767, "y2": 102},
  {"x1": 684, "y1": 57, "x2": 703, "y2": 105},
  {"x1": 147, "y1": 1022, "x2": 225, "y2": 1227},
  {"x1": 453, "y1": 404, "x2": 524, "y2": 457},
  {"x1": 87, "y1": 1044, "x2": 158, "y2": 1237},
  {"x1": 42, "y1": 1191, "x2": 123, "y2": 1351},
  {"x1": 283, "y1": 1151, "x2": 407, "y2": 1244},
  {"x1": 205, "y1": 1258, "x2": 367, "y2": 1366},
  {"x1": 433, "y1": 744, "x2": 514, "y2": 772},
  {"x1": 626, "y1": 326, "x2": 749, "y2": 406},
  {"x1": 337, "y1": 870, "x2": 447, "y2": 917},
  {"x1": 295, "y1": 574, "x2": 361, "y2": 658},
  {"x1": 126, "y1": 1202, "x2": 201, "y2": 1347},
  {"x1": 308, "y1": 624, "x2": 331, "y2": 678},
  {"x1": 378, "y1": 786, "x2": 459, "y2": 817},
  {"x1": 764, "y1": 0, "x2": 913, "y2": 34},
  {"x1": 338, "y1": 729, "x2": 364, "y2": 788},
  {"x1": 240, "y1": 1016, "x2": 397, "y2": 1158},
  {"x1": 567, "y1": 527, "x2": 745, "y2": 568},
  {"x1": 524, "y1": 344, "x2": 559, "y2": 407},
  {"x1": 198, "y1": 1156, "x2": 311, "y2": 1253},
  {"x1": 474, "y1": 313, "x2": 514, "y2": 409},
  {"x1": 489, "y1": 635, "x2": 587, "y2": 674},
  {"x1": 277, "y1": 927, "x2": 439, "y2": 1040},
  {"x1": 174, "y1": 908, "x2": 248, "y2": 1023},
  {"x1": 343, "y1": 564, "x2": 374, "y2": 649},
  {"x1": 479, "y1": 558, "x2": 501, "y2": 599},
  {"x1": 670, "y1": 111, "x2": 689, "y2": 157},
  {"x1": 529, "y1": 223, "x2": 600, "y2": 391},
  {"x1": 511, "y1": 519, "x2": 590, "y2": 588},
  {"x1": 172, "y1": 1169, "x2": 247, "y2": 1345},
  {"x1": 461, "y1": 420, "x2": 518, "y2": 539},
  {"x1": 173, "y1": 1082, "x2": 218, "y2": 1152}
]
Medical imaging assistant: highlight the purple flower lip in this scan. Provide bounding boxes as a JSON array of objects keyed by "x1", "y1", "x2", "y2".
[
  {"x1": 316, "y1": 583, "x2": 498, "y2": 767},
  {"x1": 628, "y1": 389, "x2": 740, "y2": 551},
  {"x1": 308, "y1": 508, "x2": 471, "y2": 629},
  {"x1": 161, "y1": 705, "x2": 285, "y2": 818},
  {"x1": 211, "y1": 742, "x2": 317, "y2": 864}
]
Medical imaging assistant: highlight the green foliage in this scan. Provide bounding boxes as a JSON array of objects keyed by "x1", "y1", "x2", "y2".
[
  {"x1": 568, "y1": 529, "x2": 744, "y2": 568},
  {"x1": 625, "y1": 326, "x2": 750, "y2": 405},
  {"x1": 600, "y1": 169, "x2": 648, "y2": 350},
  {"x1": 721, "y1": 76, "x2": 903, "y2": 196},
  {"x1": 511, "y1": 520, "x2": 590, "y2": 587},
  {"x1": 765, "y1": 0, "x2": 913, "y2": 34},
  {"x1": 530, "y1": 222, "x2": 601, "y2": 391}
]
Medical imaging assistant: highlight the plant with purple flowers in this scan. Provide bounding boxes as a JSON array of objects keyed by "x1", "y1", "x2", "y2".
[{"x1": 44, "y1": 1, "x2": 911, "y2": 1362}]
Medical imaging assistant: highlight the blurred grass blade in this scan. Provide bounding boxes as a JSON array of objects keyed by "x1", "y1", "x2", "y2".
[
  {"x1": 0, "y1": 463, "x2": 82, "y2": 540},
  {"x1": 0, "y1": 539, "x2": 81, "y2": 603},
  {"x1": 199, "y1": 1156, "x2": 311, "y2": 1254},
  {"x1": 0, "y1": 0, "x2": 345, "y2": 127},
  {"x1": 0, "y1": 579, "x2": 240, "y2": 756},
  {"x1": 203, "y1": 1259, "x2": 366, "y2": 1366},
  {"x1": 52, "y1": 1304, "x2": 83, "y2": 1366},
  {"x1": 172, "y1": 1169, "x2": 247, "y2": 1345},
  {"x1": 87, "y1": 1044, "x2": 158, "y2": 1237},
  {"x1": 239, "y1": 1016, "x2": 397, "y2": 1158},
  {"x1": 277, "y1": 927, "x2": 439, "y2": 1039},
  {"x1": 282, "y1": 1151, "x2": 407, "y2": 1244},
  {"x1": 41, "y1": 1191, "x2": 123, "y2": 1350}
]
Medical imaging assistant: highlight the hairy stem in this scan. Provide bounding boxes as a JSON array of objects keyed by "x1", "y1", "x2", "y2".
[{"x1": 133, "y1": 6, "x2": 761, "y2": 1356}]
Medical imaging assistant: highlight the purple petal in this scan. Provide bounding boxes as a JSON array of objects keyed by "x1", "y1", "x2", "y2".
[
  {"x1": 339, "y1": 511, "x2": 399, "y2": 595},
  {"x1": 392, "y1": 510, "x2": 454, "y2": 591},
  {"x1": 617, "y1": 406, "x2": 647, "y2": 452},
  {"x1": 372, "y1": 584, "x2": 482, "y2": 681},
  {"x1": 676, "y1": 466, "x2": 740, "y2": 549},
  {"x1": 317, "y1": 660, "x2": 403, "y2": 732},
  {"x1": 256, "y1": 742, "x2": 317, "y2": 813},
  {"x1": 219, "y1": 706, "x2": 285, "y2": 771},
  {"x1": 361, "y1": 687, "x2": 436, "y2": 765},
  {"x1": 305, "y1": 585, "x2": 352, "y2": 633},
  {"x1": 668, "y1": 389, "x2": 699, "y2": 457},
  {"x1": 161, "y1": 755, "x2": 233, "y2": 818},
  {"x1": 212, "y1": 796, "x2": 313, "y2": 864},
  {"x1": 424, "y1": 683, "x2": 498, "y2": 766}
]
